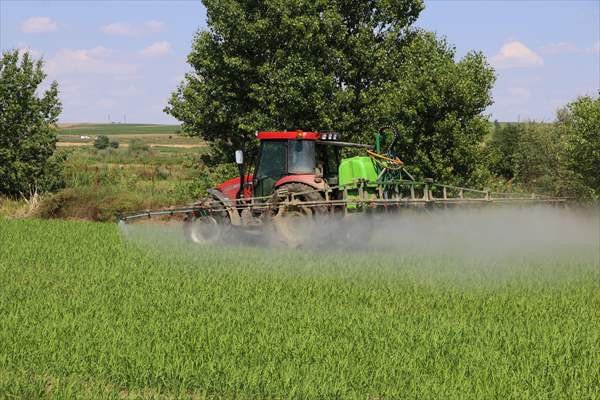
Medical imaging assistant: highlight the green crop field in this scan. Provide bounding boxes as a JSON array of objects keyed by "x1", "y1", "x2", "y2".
[
  {"x1": 57, "y1": 123, "x2": 181, "y2": 136},
  {"x1": 1, "y1": 218, "x2": 599, "y2": 399},
  {"x1": 55, "y1": 123, "x2": 205, "y2": 148}
]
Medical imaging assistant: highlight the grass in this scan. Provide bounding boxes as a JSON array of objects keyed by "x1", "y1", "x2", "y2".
[
  {"x1": 66, "y1": 146, "x2": 206, "y2": 167},
  {"x1": 15, "y1": 146, "x2": 217, "y2": 221},
  {"x1": 1, "y1": 218, "x2": 598, "y2": 399}
]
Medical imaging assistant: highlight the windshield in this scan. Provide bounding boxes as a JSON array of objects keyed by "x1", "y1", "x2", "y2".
[
  {"x1": 256, "y1": 140, "x2": 286, "y2": 179},
  {"x1": 287, "y1": 140, "x2": 315, "y2": 174},
  {"x1": 255, "y1": 140, "x2": 287, "y2": 197}
]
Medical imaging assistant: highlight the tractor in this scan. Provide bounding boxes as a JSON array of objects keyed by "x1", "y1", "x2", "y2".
[{"x1": 119, "y1": 128, "x2": 566, "y2": 246}]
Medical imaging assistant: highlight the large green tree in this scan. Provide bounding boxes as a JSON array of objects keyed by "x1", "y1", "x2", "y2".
[
  {"x1": 167, "y1": 0, "x2": 495, "y2": 185},
  {"x1": 0, "y1": 50, "x2": 65, "y2": 197}
]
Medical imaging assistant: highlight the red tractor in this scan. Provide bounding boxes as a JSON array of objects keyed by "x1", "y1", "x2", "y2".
[
  {"x1": 214, "y1": 131, "x2": 355, "y2": 201},
  {"x1": 120, "y1": 128, "x2": 565, "y2": 246},
  {"x1": 191, "y1": 130, "x2": 370, "y2": 245}
]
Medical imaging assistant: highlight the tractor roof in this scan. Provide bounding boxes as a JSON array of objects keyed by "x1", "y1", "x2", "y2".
[{"x1": 256, "y1": 131, "x2": 320, "y2": 140}]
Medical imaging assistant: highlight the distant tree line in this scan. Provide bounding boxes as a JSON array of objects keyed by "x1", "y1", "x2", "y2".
[{"x1": 486, "y1": 96, "x2": 599, "y2": 199}]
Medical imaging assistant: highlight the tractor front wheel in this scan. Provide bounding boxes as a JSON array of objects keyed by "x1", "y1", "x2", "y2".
[{"x1": 183, "y1": 213, "x2": 228, "y2": 244}]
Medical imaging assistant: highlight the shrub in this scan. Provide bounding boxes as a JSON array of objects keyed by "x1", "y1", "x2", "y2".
[
  {"x1": 171, "y1": 162, "x2": 237, "y2": 202},
  {"x1": 94, "y1": 135, "x2": 110, "y2": 150},
  {"x1": 129, "y1": 139, "x2": 150, "y2": 153}
]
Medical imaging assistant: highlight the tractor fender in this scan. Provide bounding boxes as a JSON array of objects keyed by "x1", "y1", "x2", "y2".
[
  {"x1": 206, "y1": 188, "x2": 242, "y2": 226},
  {"x1": 274, "y1": 174, "x2": 326, "y2": 192}
]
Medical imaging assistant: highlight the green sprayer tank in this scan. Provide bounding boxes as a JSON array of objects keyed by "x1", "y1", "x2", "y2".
[{"x1": 338, "y1": 156, "x2": 378, "y2": 208}]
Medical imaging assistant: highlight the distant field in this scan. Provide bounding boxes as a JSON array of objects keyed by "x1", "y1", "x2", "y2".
[
  {"x1": 56, "y1": 123, "x2": 205, "y2": 148},
  {"x1": 57, "y1": 123, "x2": 181, "y2": 136},
  {"x1": 0, "y1": 218, "x2": 598, "y2": 399}
]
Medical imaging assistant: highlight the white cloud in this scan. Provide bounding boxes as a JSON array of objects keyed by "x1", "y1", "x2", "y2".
[
  {"x1": 139, "y1": 41, "x2": 171, "y2": 57},
  {"x1": 539, "y1": 42, "x2": 579, "y2": 55},
  {"x1": 145, "y1": 20, "x2": 166, "y2": 33},
  {"x1": 46, "y1": 46, "x2": 138, "y2": 76},
  {"x1": 101, "y1": 22, "x2": 137, "y2": 37},
  {"x1": 101, "y1": 20, "x2": 166, "y2": 37},
  {"x1": 21, "y1": 16, "x2": 58, "y2": 34},
  {"x1": 491, "y1": 41, "x2": 543, "y2": 69},
  {"x1": 540, "y1": 41, "x2": 600, "y2": 55}
]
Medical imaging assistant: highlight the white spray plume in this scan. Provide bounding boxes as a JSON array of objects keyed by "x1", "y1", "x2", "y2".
[{"x1": 118, "y1": 205, "x2": 599, "y2": 270}]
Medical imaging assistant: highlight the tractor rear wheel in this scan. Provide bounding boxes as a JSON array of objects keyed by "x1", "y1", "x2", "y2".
[{"x1": 272, "y1": 183, "x2": 326, "y2": 247}]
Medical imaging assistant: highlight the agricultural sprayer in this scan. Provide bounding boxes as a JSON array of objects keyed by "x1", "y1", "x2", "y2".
[{"x1": 119, "y1": 127, "x2": 566, "y2": 246}]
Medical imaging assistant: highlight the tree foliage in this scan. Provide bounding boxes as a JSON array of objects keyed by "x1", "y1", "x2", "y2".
[
  {"x1": 0, "y1": 50, "x2": 65, "y2": 197},
  {"x1": 166, "y1": 0, "x2": 495, "y2": 185},
  {"x1": 560, "y1": 95, "x2": 600, "y2": 197},
  {"x1": 485, "y1": 96, "x2": 600, "y2": 199},
  {"x1": 487, "y1": 121, "x2": 521, "y2": 180},
  {"x1": 94, "y1": 135, "x2": 110, "y2": 150}
]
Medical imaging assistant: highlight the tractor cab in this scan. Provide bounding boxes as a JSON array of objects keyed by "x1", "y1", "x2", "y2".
[
  {"x1": 251, "y1": 131, "x2": 340, "y2": 197},
  {"x1": 218, "y1": 130, "x2": 363, "y2": 202}
]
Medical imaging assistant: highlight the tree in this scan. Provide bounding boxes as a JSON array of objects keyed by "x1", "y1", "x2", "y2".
[
  {"x1": 511, "y1": 122, "x2": 564, "y2": 194},
  {"x1": 487, "y1": 122, "x2": 521, "y2": 180},
  {"x1": 94, "y1": 135, "x2": 110, "y2": 149},
  {"x1": 166, "y1": 0, "x2": 495, "y2": 185},
  {"x1": 559, "y1": 95, "x2": 600, "y2": 197},
  {"x1": 0, "y1": 50, "x2": 65, "y2": 197},
  {"x1": 483, "y1": 97, "x2": 599, "y2": 199}
]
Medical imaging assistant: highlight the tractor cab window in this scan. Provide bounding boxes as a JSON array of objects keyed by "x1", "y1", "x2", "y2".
[
  {"x1": 255, "y1": 140, "x2": 287, "y2": 197},
  {"x1": 287, "y1": 140, "x2": 315, "y2": 174},
  {"x1": 316, "y1": 143, "x2": 340, "y2": 182}
]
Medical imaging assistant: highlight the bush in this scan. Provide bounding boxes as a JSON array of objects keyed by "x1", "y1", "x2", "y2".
[
  {"x1": 129, "y1": 139, "x2": 150, "y2": 153},
  {"x1": 109, "y1": 140, "x2": 119, "y2": 149},
  {"x1": 35, "y1": 186, "x2": 177, "y2": 221},
  {"x1": 94, "y1": 135, "x2": 110, "y2": 150},
  {"x1": 171, "y1": 162, "x2": 237, "y2": 202}
]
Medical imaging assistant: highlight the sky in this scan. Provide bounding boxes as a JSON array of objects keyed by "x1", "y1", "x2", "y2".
[{"x1": 1, "y1": 0, "x2": 598, "y2": 124}]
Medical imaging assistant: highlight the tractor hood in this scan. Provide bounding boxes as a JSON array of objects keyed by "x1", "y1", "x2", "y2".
[{"x1": 217, "y1": 175, "x2": 254, "y2": 200}]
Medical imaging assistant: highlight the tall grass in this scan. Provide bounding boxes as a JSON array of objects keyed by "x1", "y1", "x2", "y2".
[
  {"x1": 0, "y1": 218, "x2": 598, "y2": 399},
  {"x1": 29, "y1": 147, "x2": 212, "y2": 221}
]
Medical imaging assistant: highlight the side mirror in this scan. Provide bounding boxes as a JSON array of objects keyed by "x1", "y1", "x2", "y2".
[{"x1": 235, "y1": 150, "x2": 243, "y2": 165}]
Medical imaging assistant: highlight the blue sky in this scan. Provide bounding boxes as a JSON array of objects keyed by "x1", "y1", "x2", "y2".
[{"x1": 1, "y1": 0, "x2": 598, "y2": 124}]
